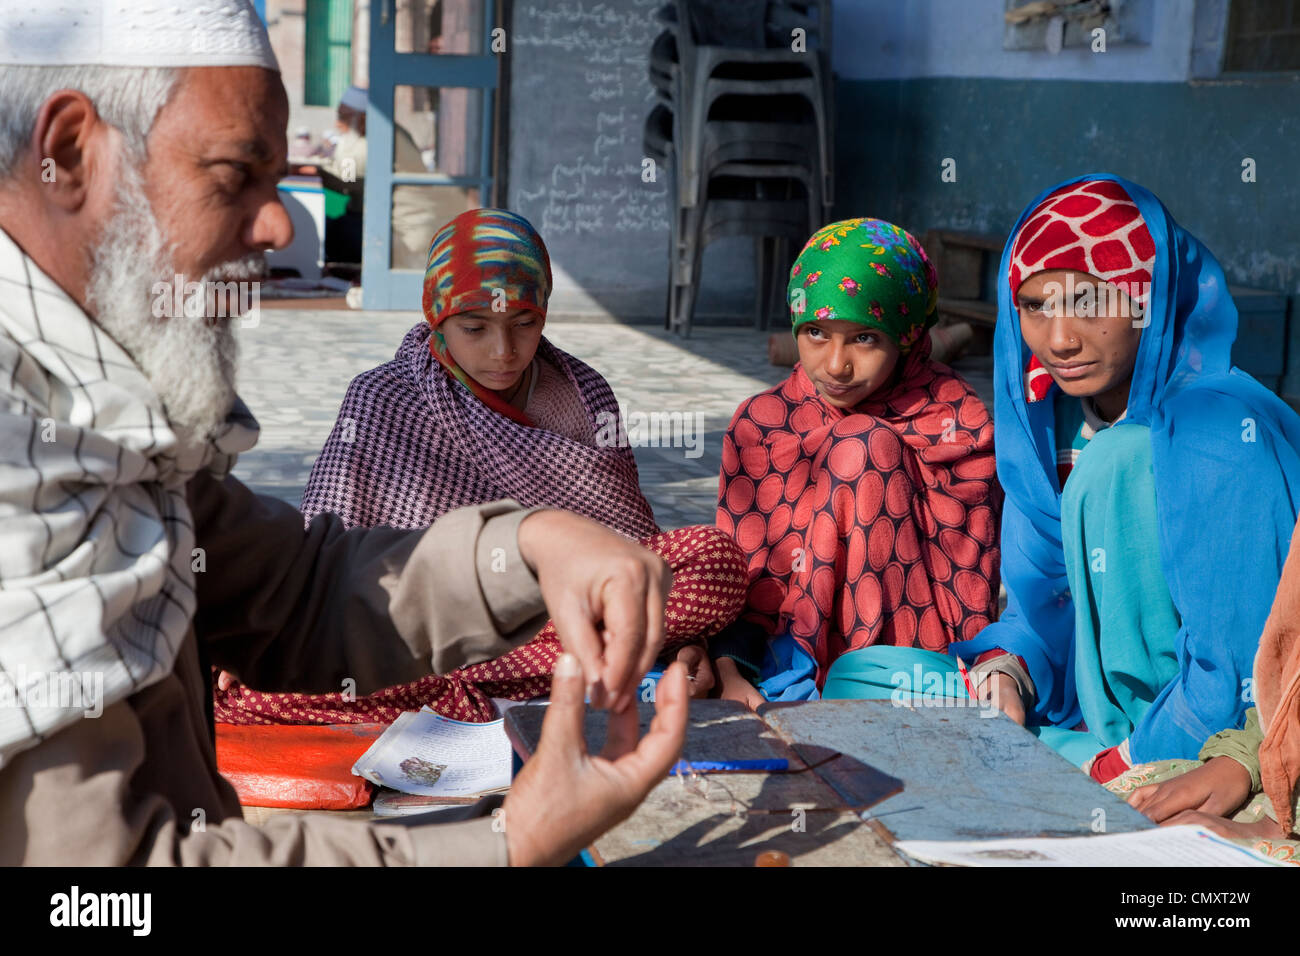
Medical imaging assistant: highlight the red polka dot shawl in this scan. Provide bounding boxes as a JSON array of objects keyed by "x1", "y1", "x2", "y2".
[{"x1": 717, "y1": 339, "x2": 1002, "y2": 684}]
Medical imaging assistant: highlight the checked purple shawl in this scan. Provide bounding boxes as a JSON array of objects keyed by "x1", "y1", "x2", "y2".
[{"x1": 301, "y1": 323, "x2": 660, "y2": 539}]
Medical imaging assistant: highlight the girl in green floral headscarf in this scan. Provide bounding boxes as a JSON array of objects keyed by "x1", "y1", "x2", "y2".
[
  {"x1": 788, "y1": 217, "x2": 940, "y2": 405},
  {"x1": 712, "y1": 218, "x2": 1002, "y2": 709}
]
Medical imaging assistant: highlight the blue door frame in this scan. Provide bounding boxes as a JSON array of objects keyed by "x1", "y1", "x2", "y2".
[{"x1": 362, "y1": 1, "x2": 498, "y2": 310}]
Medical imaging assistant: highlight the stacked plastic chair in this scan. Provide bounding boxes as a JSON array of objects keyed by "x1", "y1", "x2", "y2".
[{"x1": 645, "y1": 0, "x2": 834, "y2": 336}]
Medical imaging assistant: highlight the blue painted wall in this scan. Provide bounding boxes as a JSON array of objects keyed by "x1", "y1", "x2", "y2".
[
  {"x1": 833, "y1": 0, "x2": 1184, "y2": 82},
  {"x1": 831, "y1": 74, "x2": 1300, "y2": 294},
  {"x1": 827, "y1": 0, "x2": 1300, "y2": 394}
]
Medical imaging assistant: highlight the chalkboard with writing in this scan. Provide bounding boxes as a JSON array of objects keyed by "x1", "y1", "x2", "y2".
[{"x1": 507, "y1": 0, "x2": 749, "y2": 319}]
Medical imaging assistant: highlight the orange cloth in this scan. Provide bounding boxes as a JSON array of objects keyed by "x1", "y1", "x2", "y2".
[
  {"x1": 216, "y1": 723, "x2": 383, "y2": 810},
  {"x1": 1255, "y1": 519, "x2": 1300, "y2": 836}
]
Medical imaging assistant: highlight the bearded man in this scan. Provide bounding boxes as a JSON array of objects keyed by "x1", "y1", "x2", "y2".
[{"x1": 0, "y1": 2, "x2": 687, "y2": 865}]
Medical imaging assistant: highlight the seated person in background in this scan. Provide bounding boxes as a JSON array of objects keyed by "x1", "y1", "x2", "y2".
[
  {"x1": 953, "y1": 175, "x2": 1300, "y2": 783},
  {"x1": 712, "y1": 218, "x2": 1001, "y2": 706},
  {"x1": 216, "y1": 208, "x2": 747, "y2": 725},
  {"x1": 1103, "y1": 509, "x2": 1300, "y2": 865},
  {"x1": 297, "y1": 85, "x2": 432, "y2": 269},
  {"x1": 313, "y1": 85, "x2": 369, "y2": 265}
]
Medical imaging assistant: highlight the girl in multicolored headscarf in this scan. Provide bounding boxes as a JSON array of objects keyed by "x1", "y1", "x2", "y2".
[
  {"x1": 713, "y1": 218, "x2": 1002, "y2": 705},
  {"x1": 952, "y1": 175, "x2": 1300, "y2": 787},
  {"x1": 213, "y1": 209, "x2": 748, "y2": 728}
]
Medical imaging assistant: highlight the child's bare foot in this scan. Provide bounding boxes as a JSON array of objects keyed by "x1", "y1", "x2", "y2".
[{"x1": 714, "y1": 657, "x2": 766, "y2": 711}]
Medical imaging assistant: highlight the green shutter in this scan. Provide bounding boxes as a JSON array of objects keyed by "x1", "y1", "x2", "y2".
[{"x1": 304, "y1": 0, "x2": 355, "y2": 107}]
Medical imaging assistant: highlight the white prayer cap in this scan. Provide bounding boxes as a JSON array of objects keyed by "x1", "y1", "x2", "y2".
[
  {"x1": 0, "y1": 1, "x2": 279, "y2": 71},
  {"x1": 339, "y1": 85, "x2": 368, "y2": 113}
]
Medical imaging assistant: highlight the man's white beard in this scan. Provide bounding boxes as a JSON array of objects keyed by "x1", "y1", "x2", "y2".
[{"x1": 85, "y1": 153, "x2": 262, "y2": 442}]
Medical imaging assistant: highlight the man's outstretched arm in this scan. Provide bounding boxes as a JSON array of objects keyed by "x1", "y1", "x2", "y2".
[{"x1": 193, "y1": 472, "x2": 670, "y2": 708}]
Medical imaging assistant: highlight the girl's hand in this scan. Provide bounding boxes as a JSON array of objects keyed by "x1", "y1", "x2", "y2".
[
  {"x1": 1127, "y1": 756, "x2": 1253, "y2": 823},
  {"x1": 978, "y1": 672, "x2": 1025, "y2": 725},
  {"x1": 714, "y1": 657, "x2": 766, "y2": 711},
  {"x1": 1159, "y1": 810, "x2": 1285, "y2": 841},
  {"x1": 673, "y1": 644, "x2": 715, "y2": 699}
]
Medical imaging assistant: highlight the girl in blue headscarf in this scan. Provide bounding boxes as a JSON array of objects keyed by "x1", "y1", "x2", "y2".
[{"x1": 952, "y1": 174, "x2": 1300, "y2": 784}]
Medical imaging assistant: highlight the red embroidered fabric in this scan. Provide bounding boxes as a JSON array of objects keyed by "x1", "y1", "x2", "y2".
[{"x1": 215, "y1": 524, "x2": 748, "y2": 724}]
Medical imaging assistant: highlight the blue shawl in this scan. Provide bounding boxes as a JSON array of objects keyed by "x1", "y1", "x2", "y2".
[{"x1": 952, "y1": 173, "x2": 1300, "y2": 763}]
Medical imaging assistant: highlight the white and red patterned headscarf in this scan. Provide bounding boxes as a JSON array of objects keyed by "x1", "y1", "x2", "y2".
[{"x1": 1008, "y1": 179, "x2": 1157, "y2": 402}]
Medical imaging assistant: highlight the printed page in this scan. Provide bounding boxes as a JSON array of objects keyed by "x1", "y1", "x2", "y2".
[
  {"x1": 351, "y1": 710, "x2": 513, "y2": 798},
  {"x1": 895, "y1": 826, "x2": 1284, "y2": 867}
]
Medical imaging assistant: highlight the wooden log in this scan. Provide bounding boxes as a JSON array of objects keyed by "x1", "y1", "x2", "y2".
[
  {"x1": 768, "y1": 332, "x2": 798, "y2": 367},
  {"x1": 930, "y1": 321, "x2": 974, "y2": 365}
]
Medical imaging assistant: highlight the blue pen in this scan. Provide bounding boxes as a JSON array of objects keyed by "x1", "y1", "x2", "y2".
[{"x1": 669, "y1": 759, "x2": 789, "y2": 775}]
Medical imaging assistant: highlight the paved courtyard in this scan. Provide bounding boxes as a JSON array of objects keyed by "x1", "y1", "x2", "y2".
[{"x1": 232, "y1": 310, "x2": 993, "y2": 530}]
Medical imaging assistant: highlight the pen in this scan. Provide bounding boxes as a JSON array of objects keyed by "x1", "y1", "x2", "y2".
[
  {"x1": 956, "y1": 656, "x2": 977, "y2": 699},
  {"x1": 670, "y1": 759, "x2": 790, "y2": 775}
]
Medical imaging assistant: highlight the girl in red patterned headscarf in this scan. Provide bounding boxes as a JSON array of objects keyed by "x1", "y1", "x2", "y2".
[
  {"x1": 713, "y1": 219, "x2": 1002, "y2": 705},
  {"x1": 955, "y1": 175, "x2": 1300, "y2": 787}
]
